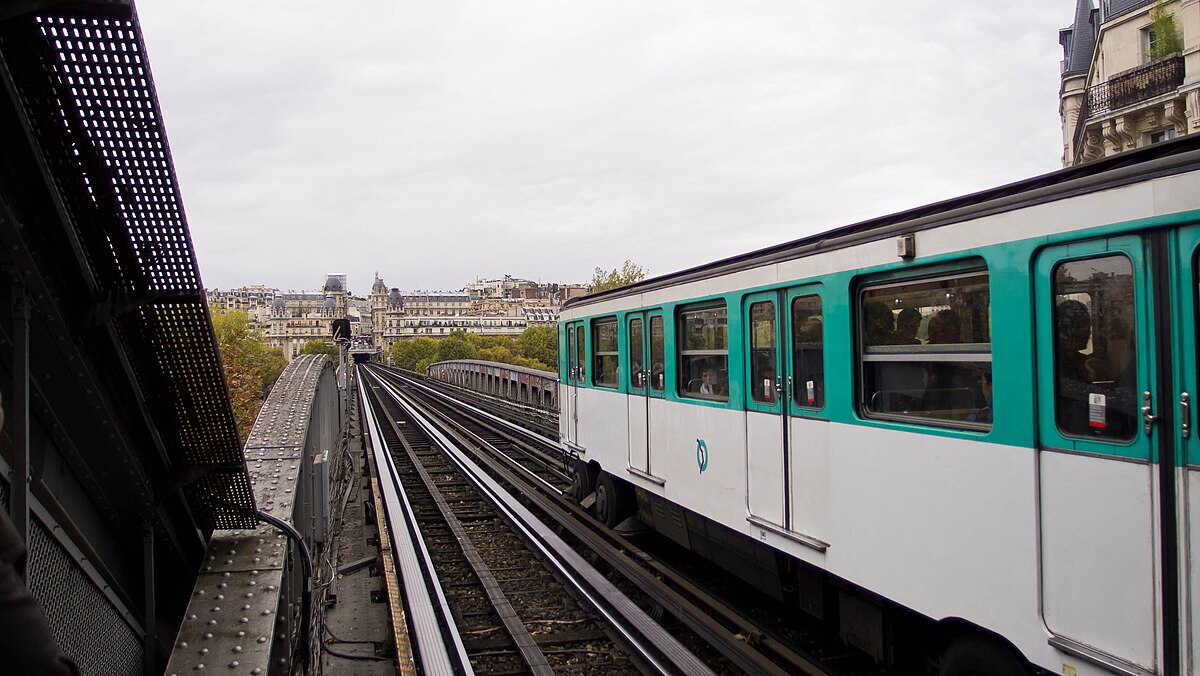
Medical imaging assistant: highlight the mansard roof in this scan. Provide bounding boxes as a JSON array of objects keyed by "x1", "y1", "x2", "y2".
[
  {"x1": 1061, "y1": 0, "x2": 1098, "y2": 77},
  {"x1": 1104, "y1": 0, "x2": 1155, "y2": 21}
]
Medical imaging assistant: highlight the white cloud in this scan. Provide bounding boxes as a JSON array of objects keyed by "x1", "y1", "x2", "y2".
[{"x1": 137, "y1": 0, "x2": 1070, "y2": 292}]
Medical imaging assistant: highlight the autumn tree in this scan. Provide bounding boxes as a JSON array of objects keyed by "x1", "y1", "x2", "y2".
[
  {"x1": 591, "y1": 260, "x2": 647, "y2": 293},
  {"x1": 211, "y1": 310, "x2": 287, "y2": 444}
]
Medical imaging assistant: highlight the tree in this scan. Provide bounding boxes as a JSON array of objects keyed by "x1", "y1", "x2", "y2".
[
  {"x1": 389, "y1": 337, "x2": 439, "y2": 372},
  {"x1": 211, "y1": 310, "x2": 287, "y2": 444},
  {"x1": 517, "y1": 325, "x2": 557, "y2": 370},
  {"x1": 299, "y1": 339, "x2": 339, "y2": 358},
  {"x1": 436, "y1": 332, "x2": 478, "y2": 363},
  {"x1": 1149, "y1": 0, "x2": 1183, "y2": 60},
  {"x1": 591, "y1": 260, "x2": 647, "y2": 293}
]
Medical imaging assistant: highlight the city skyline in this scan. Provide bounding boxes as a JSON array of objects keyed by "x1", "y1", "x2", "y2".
[{"x1": 204, "y1": 272, "x2": 590, "y2": 297}]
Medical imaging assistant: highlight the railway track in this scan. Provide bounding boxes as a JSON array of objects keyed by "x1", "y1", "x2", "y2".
[
  {"x1": 415, "y1": 369, "x2": 560, "y2": 440},
  {"x1": 368, "y1": 364, "x2": 847, "y2": 676},
  {"x1": 358, "y1": 367, "x2": 714, "y2": 675}
]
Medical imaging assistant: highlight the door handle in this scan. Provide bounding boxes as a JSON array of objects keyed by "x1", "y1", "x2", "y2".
[
  {"x1": 1143, "y1": 391, "x2": 1158, "y2": 436},
  {"x1": 1182, "y1": 392, "x2": 1191, "y2": 440}
]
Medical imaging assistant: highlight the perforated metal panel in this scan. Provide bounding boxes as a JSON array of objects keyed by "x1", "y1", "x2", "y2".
[
  {"x1": 33, "y1": 14, "x2": 198, "y2": 293},
  {"x1": 0, "y1": 7, "x2": 255, "y2": 528},
  {"x1": 27, "y1": 519, "x2": 142, "y2": 675}
]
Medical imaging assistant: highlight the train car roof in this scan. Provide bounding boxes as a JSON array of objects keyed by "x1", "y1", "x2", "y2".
[{"x1": 564, "y1": 134, "x2": 1200, "y2": 311}]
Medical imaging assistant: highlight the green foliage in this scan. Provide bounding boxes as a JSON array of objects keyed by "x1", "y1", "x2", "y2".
[
  {"x1": 517, "y1": 325, "x2": 558, "y2": 367},
  {"x1": 386, "y1": 326, "x2": 558, "y2": 373},
  {"x1": 590, "y1": 260, "x2": 647, "y2": 293},
  {"x1": 299, "y1": 339, "x2": 339, "y2": 357},
  {"x1": 436, "y1": 332, "x2": 477, "y2": 362},
  {"x1": 211, "y1": 310, "x2": 287, "y2": 444},
  {"x1": 1149, "y1": 0, "x2": 1183, "y2": 60},
  {"x1": 389, "y1": 337, "x2": 439, "y2": 372}
]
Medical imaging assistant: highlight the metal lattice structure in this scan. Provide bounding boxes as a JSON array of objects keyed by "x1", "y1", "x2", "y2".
[
  {"x1": 0, "y1": 1, "x2": 258, "y2": 672},
  {"x1": 1, "y1": 6, "x2": 255, "y2": 530}
]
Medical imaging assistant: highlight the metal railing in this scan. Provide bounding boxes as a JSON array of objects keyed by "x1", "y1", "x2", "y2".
[
  {"x1": 1086, "y1": 56, "x2": 1184, "y2": 117},
  {"x1": 1072, "y1": 56, "x2": 1184, "y2": 162}
]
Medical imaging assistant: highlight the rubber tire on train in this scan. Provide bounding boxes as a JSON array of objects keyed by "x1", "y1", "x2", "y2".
[
  {"x1": 939, "y1": 635, "x2": 1029, "y2": 676},
  {"x1": 568, "y1": 459, "x2": 593, "y2": 504},
  {"x1": 594, "y1": 472, "x2": 623, "y2": 528}
]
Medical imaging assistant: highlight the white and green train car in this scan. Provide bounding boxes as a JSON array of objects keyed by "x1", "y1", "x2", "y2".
[{"x1": 558, "y1": 137, "x2": 1200, "y2": 676}]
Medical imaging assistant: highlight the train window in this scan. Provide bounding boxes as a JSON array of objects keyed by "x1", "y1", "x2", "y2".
[
  {"x1": 792, "y1": 295, "x2": 824, "y2": 409},
  {"x1": 650, "y1": 316, "x2": 665, "y2": 392},
  {"x1": 629, "y1": 317, "x2": 644, "y2": 388},
  {"x1": 679, "y1": 305, "x2": 729, "y2": 401},
  {"x1": 1052, "y1": 256, "x2": 1137, "y2": 440},
  {"x1": 592, "y1": 318, "x2": 619, "y2": 388},
  {"x1": 860, "y1": 271, "x2": 991, "y2": 428},
  {"x1": 567, "y1": 328, "x2": 576, "y2": 380},
  {"x1": 575, "y1": 325, "x2": 585, "y2": 381},
  {"x1": 749, "y1": 301, "x2": 777, "y2": 403}
]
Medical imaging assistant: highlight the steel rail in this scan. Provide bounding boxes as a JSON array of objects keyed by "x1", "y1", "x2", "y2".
[
  {"x1": 365, "y1": 370, "x2": 555, "y2": 676},
  {"x1": 380, "y1": 368, "x2": 570, "y2": 485},
  {"x1": 372, "y1": 366, "x2": 833, "y2": 676},
  {"x1": 357, "y1": 376, "x2": 472, "y2": 676},
  {"x1": 397, "y1": 366, "x2": 559, "y2": 439},
  {"x1": 369, "y1": 369, "x2": 716, "y2": 676}
]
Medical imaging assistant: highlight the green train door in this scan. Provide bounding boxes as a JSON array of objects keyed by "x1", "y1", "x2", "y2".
[
  {"x1": 745, "y1": 291, "x2": 788, "y2": 527},
  {"x1": 1034, "y1": 228, "x2": 1192, "y2": 674},
  {"x1": 627, "y1": 311, "x2": 665, "y2": 477}
]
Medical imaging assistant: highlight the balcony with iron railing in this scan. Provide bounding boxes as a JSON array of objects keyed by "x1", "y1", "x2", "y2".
[{"x1": 1072, "y1": 55, "x2": 1185, "y2": 158}]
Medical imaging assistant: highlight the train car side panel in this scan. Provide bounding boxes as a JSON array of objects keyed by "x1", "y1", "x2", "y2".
[{"x1": 1040, "y1": 452, "x2": 1157, "y2": 670}]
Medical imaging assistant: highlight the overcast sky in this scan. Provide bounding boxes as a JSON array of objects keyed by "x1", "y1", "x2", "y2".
[{"x1": 136, "y1": 1, "x2": 1070, "y2": 295}]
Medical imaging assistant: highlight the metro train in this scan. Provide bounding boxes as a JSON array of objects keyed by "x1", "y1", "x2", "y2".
[{"x1": 557, "y1": 136, "x2": 1200, "y2": 675}]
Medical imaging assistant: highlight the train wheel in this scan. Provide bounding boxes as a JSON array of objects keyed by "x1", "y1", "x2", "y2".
[
  {"x1": 568, "y1": 459, "x2": 593, "y2": 504},
  {"x1": 939, "y1": 635, "x2": 1028, "y2": 676},
  {"x1": 594, "y1": 472, "x2": 623, "y2": 528}
]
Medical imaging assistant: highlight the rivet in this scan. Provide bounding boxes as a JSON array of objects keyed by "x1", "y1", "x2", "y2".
[
  {"x1": 203, "y1": 633, "x2": 213, "y2": 640},
  {"x1": 199, "y1": 648, "x2": 208, "y2": 655},
  {"x1": 228, "y1": 662, "x2": 239, "y2": 669},
  {"x1": 233, "y1": 646, "x2": 242, "y2": 653},
  {"x1": 257, "y1": 637, "x2": 267, "y2": 644}
]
